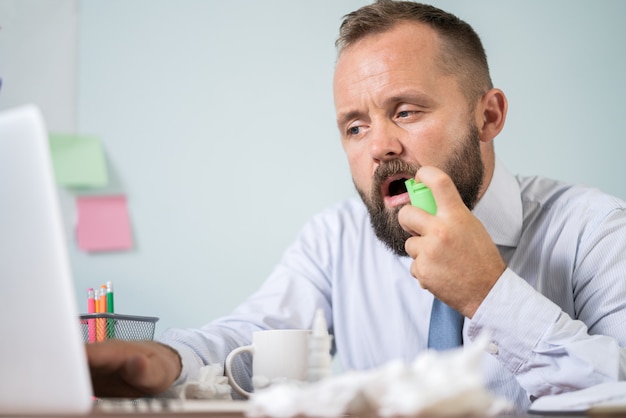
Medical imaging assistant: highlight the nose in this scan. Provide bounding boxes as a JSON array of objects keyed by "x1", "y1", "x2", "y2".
[{"x1": 368, "y1": 120, "x2": 403, "y2": 163}]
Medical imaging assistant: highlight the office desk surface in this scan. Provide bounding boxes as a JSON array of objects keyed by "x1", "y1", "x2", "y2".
[{"x1": 5, "y1": 398, "x2": 624, "y2": 417}]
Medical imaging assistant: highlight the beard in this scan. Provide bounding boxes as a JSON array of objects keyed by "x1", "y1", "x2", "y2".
[{"x1": 356, "y1": 124, "x2": 484, "y2": 257}]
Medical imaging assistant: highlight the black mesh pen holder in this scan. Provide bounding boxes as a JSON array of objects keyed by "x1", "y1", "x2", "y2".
[{"x1": 79, "y1": 313, "x2": 159, "y2": 343}]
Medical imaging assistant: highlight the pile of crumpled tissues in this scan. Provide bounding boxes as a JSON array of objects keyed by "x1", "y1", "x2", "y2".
[
  {"x1": 247, "y1": 335, "x2": 513, "y2": 417},
  {"x1": 160, "y1": 363, "x2": 232, "y2": 400}
]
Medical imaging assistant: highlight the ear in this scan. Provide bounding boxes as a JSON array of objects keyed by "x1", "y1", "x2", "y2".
[{"x1": 475, "y1": 88, "x2": 507, "y2": 143}]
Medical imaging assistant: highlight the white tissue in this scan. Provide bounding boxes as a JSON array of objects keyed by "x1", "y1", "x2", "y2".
[
  {"x1": 247, "y1": 335, "x2": 512, "y2": 417},
  {"x1": 161, "y1": 364, "x2": 232, "y2": 400}
]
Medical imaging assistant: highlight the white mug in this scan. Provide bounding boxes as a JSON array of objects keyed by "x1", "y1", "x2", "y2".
[{"x1": 225, "y1": 329, "x2": 310, "y2": 398}]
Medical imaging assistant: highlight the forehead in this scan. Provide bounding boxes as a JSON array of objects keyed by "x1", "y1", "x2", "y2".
[
  {"x1": 334, "y1": 21, "x2": 442, "y2": 87},
  {"x1": 333, "y1": 22, "x2": 460, "y2": 114}
]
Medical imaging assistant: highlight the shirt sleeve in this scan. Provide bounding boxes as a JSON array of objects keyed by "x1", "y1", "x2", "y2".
[{"x1": 467, "y1": 207, "x2": 626, "y2": 399}]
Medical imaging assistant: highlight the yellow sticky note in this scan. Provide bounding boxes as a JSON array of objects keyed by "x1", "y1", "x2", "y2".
[{"x1": 49, "y1": 134, "x2": 108, "y2": 187}]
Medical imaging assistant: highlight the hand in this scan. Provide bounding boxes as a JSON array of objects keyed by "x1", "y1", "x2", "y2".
[
  {"x1": 398, "y1": 166, "x2": 506, "y2": 318},
  {"x1": 86, "y1": 340, "x2": 182, "y2": 398}
]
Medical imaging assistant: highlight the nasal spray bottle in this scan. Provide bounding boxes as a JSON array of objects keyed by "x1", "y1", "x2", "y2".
[
  {"x1": 307, "y1": 309, "x2": 332, "y2": 382},
  {"x1": 404, "y1": 178, "x2": 437, "y2": 214}
]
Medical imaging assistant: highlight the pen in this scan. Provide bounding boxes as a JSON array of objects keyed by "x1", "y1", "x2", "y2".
[
  {"x1": 87, "y1": 288, "x2": 96, "y2": 343},
  {"x1": 96, "y1": 286, "x2": 107, "y2": 341},
  {"x1": 106, "y1": 281, "x2": 114, "y2": 314},
  {"x1": 106, "y1": 281, "x2": 115, "y2": 338}
]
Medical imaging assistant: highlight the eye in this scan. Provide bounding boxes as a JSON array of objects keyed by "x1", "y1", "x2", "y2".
[
  {"x1": 396, "y1": 110, "x2": 419, "y2": 119},
  {"x1": 348, "y1": 126, "x2": 361, "y2": 136},
  {"x1": 346, "y1": 122, "x2": 367, "y2": 138}
]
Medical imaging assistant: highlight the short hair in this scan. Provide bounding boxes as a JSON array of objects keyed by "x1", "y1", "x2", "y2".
[{"x1": 336, "y1": 0, "x2": 493, "y2": 103}]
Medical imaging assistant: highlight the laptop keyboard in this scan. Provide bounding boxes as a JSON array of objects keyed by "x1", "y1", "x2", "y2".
[{"x1": 94, "y1": 398, "x2": 248, "y2": 414}]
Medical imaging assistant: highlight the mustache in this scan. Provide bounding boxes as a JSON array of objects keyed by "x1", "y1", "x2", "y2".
[{"x1": 373, "y1": 159, "x2": 420, "y2": 188}]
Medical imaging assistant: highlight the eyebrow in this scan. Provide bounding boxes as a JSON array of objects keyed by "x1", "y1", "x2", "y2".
[
  {"x1": 336, "y1": 110, "x2": 363, "y2": 128},
  {"x1": 386, "y1": 91, "x2": 436, "y2": 108}
]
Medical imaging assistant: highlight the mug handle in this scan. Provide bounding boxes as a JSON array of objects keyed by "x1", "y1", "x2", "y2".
[{"x1": 225, "y1": 344, "x2": 254, "y2": 398}]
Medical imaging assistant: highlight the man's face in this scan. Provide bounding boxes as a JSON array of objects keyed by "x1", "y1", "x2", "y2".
[{"x1": 333, "y1": 22, "x2": 485, "y2": 256}]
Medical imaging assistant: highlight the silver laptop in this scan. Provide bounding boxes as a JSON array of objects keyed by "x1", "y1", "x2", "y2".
[{"x1": 0, "y1": 105, "x2": 93, "y2": 415}]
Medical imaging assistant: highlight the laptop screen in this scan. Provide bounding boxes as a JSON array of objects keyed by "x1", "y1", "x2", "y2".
[{"x1": 0, "y1": 105, "x2": 93, "y2": 414}]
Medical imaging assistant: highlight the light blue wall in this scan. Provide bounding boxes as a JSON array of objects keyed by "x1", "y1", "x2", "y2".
[
  {"x1": 439, "y1": 1, "x2": 626, "y2": 191},
  {"x1": 2, "y1": 1, "x2": 626, "y2": 336},
  {"x1": 74, "y1": 1, "x2": 365, "y2": 334}
]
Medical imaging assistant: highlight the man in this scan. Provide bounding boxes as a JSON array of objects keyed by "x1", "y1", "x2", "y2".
[{"x1": 87, "y1": 0, "x2": 626, "y2": 411}]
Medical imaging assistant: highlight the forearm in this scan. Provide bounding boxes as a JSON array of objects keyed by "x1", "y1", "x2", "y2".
[
  {"x1": 468, "y1": 269, "x2": 626, "y2": 398},
  {"x1": 515, "y1": 312, "x2": 626, "y2": 394}
]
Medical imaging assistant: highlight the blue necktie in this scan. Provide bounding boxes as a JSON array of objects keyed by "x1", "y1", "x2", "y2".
[{"x1": 427, "y1": 298, "x2": 464, "y2": 350}]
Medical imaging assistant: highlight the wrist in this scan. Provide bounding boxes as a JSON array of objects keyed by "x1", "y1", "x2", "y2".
[{"x1": 156, "y1": 342, "x2": 182, "y2": 383}]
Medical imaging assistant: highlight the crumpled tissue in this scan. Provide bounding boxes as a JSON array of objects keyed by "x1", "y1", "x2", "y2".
[
  {"x1": 161, "y1": 363, "x2": 232, "y2": 400},
  {"x1": 246, "y1": 335, "x2": 513, "y2": 417}
]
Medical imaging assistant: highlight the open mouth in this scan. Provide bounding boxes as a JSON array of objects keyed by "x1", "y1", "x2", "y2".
[
  {"x1": 388, "y1": 177, "x2": 410, "y2": 197},
  {"x1": 374, "y1": 159, "x2": 418, "y2": 207},
  {"x1": 380, "y1": 175, "x2": 413, "y2": 207}
]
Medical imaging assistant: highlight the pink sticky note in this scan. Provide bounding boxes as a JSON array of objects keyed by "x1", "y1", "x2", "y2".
[{"x1": 76, "y1": 195, "x2": 133, "y2": 252}]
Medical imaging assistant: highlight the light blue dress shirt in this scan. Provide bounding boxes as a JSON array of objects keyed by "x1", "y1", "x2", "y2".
[{"x1": 160, "y1": 160, "x2": 626, "y2": 411}]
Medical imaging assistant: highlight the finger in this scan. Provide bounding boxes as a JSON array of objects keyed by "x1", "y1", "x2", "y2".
[
  {"x1": 87, "y1": 340, "x2": 168, "y2": 396},
  {"x1": 86, "y1": 340, "x2": 126, "y2": 370},
  {"x1": 403, "y1": 234, "x2": 420, "y2": 258},
  {"x1": 91, "y1": 372, "x2": 146, "y2": 398},
  {"x1": 404, "y1": 237, "x2": 431, "y2": 290},
  {"x1": 117, "y1": 346, "x2": 175, "y2": 394},
  {"x1": 119, "y1": 353, "x2": 161, "y2": 393},
  {"x1": 398, "y1": 199, "x2": 434, "y2": 236},
  {"x1": 414, "y1": 166, "x2": 465, "y2": 215}
]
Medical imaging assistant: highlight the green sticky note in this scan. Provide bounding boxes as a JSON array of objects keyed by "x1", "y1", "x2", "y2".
[{"x1": 48, "y1": 134, "x2": 108, "y2": 187}]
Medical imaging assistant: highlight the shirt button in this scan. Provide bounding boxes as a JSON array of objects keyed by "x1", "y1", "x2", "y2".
[{"x1": 488, "y1": 342, "x2": 499, "y2": 355}]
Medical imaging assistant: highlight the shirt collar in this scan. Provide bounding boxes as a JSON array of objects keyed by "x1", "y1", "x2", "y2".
[{"x1": 471, "y1": 159, "x2": 522, "y2": 247}]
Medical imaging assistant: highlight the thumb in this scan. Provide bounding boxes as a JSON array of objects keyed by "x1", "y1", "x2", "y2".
[{"x1": 415, "y1": 166, "x2": 465, "y2": 215}]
